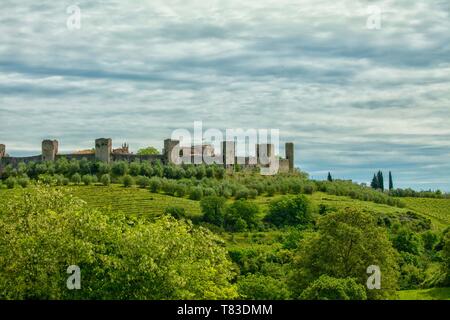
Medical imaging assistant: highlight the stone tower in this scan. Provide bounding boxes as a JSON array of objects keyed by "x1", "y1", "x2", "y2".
[
  {"x1": 0, "y1": 144, "x2": 5, "y2": 159},
  {"x1": 256, "y1": 144, "x2": 275, "y2": 165},
  {"x1": 285, "y1": 142, "x2": 294, "y2": 172},
  {"x1": 222, "y1": 141, "x2": 236, "y2": 167},
  {"x1": 164, "y1": 139, "x2": 180, "y2": 164},
  {"x1": 95, "y1": 138, "x2": 112, "y2": 163},
  {"x1": 42, "y1": 140, "x2": 59, "y2": 161}
]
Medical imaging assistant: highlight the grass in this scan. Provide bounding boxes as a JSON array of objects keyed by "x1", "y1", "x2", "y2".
[
  {"x1": 67, "y1": 184, "x2": 202, "y2": 218},
  {"x1": 401, "y1": 197, "x2": 450, "y2": 230},
  {"x1": 398, "y1": 287, "x2": 450, "y2": 300}
]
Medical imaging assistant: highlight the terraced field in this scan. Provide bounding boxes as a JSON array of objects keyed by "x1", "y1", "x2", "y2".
[
  {"x1": 401, "y1": 197, "x2": 450, "y2": 230},
  {"x1": 66, "y1": 185, "x2": 202, "y2": 218}
]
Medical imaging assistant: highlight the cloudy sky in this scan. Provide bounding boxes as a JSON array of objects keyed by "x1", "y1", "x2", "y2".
[{"x1": 0, "y1": 0, "x2": 449, "y2": 190}]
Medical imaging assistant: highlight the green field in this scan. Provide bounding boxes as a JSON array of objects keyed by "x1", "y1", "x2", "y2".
[
  {"x1": 398, "y1": 287, "x2": 450, "y2": 300},
  {"x1": 401, "y1": 197, "x2": 450, "y2": 230}
]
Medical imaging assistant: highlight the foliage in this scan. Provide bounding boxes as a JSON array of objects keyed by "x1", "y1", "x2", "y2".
[
  {"x1": 290, "y1": 208, "x2": 399, "y2": 299},
  {"x1": 136, "y1": 146, "x2": 160, "y2": 155},
  {"x1": 0, "y1": 186, "x2": 237, "y2": 299},
  {"x1": 200, "y1": 196, "x2": 226, "y2": 227},
  {"x1": 265, "y1": 195, "x2": 314, "y2": 228},
  {"x1": 299, "y1": 275, "x2": 367, "y2": 300},
  {"x1": 237, "y1": 274, "x2": 291, "y2": 300}
]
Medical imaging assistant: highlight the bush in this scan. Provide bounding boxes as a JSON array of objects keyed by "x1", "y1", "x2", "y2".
[
  {"x1": 200, "y1": 196, "x2": 226, "y2": 227},
  {"x1": 300, "y1": 275, "x2": 367, "y2": 300},
  {"x1": 5, "y1": 177, "x2": 16, "y2": 189},
  {"x1": 82, "y1": 175, "x2": 93, "y2": 186},
  {"x1": 224, "y1": 200, "x2": 260, "y2": 232},
  {"x1": 100, "y1": 174, "x2": 111, "y2": 186},
  {"x1": 164, "y1": 206, "x2": 187, "y2": 219},
  {"x1": 265, "y1": 195, "x2": 314, "y2": 228},
  {"x1": 149, "y1": 177, "x2": 162, "y2": 193},
  {"x1": 237, "y1": 274, "x2": 291, "y2": 300},
  {"x1": 122, "y1": 175, "x2": 135, "y2": 188},
  {"x1": 136, "y1": 176, "x2": 151, "y2": 188},
  {"x1": 17, "y1": 176, "x2": 30, "y2": 188},
  {"x1": 71, "y1": 173, "x2": 82, "y2": 185},
  {"x1": 235, "y1": 188, "x2": 250, "y2": 200},
  {"x1": 189, "y1": 187, "x2": 204, "y2": 200},
  {"x1": 111, "y1": 161, "x2": 128, "y2": 177}
]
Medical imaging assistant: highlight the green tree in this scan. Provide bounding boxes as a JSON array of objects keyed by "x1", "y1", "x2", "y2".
[
  {"x1": 200, "y1": 196, "x2": 226, "y2": 227},
  {"x1": 290, "y1": 208, "x2": 399, "y2": 299},
  {"x1": 137, "y1": 146, "x2": 159, "y2": 155},
  {"x1": 264, "y1": 195, "x2": 313, "y2": 228},
  {"x1": 389, "y1": 171, "x2": 394, "y2": 190},
  {"x1": 300, "y1": 275, "x2": 367, "y2": 300},
  {"x1": 371, "y1": 174, "x2": 379, "y2": 190},
  {"x1": 0, "y1": 186, "x2": 237, "y2": 299},
  {"x1": 237, "y1": 274, "x2": 291, "y2": 300},
  {"x1": 377, "y1": 171, "x2": 384, "y2": 191},
  {"x1": 122, "y1": 175, "x2": 134, "y2": 187},
  {"x1": 327, "y1": 172, "x2": 333, "y2": 182},
  {"x1": 71, "y1": 173, "x2": 81, "y2": 185},
  {"x1": 100, "y1": 174, "x2": 111, "y2": 186},
  {"x1": 224, "y1": 200, "x2": 260, "y2": 231}
]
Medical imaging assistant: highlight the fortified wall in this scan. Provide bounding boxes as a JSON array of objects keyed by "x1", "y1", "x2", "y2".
[{"x1": 0, "y1": 138, "x2": 295, "y2": 174}]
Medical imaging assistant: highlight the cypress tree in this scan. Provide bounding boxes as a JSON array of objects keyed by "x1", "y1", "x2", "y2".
[
  {"x1": 327, "y1": 172, "x2": 333, "y2": 182},
  {"x1": 377, "y1": 171, "x2": 384, "y2": 191},
  {"x1": 389, "y1": 171, "x2": 393, "y2": 190},
  {"x1": 371, "y1": 174, "x2": 378, "y2": 189}
]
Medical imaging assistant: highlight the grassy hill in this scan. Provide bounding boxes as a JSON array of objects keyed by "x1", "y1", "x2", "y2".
[{"x1": 398, "y1": 287, "x2": 450, "y2": 300}]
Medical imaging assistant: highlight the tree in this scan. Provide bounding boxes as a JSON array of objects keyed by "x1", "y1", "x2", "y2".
[
  {"x1": 0, "y1": 186, "x2": 237, "y2": 299},
  {"x1": 290, "y1": 208, "x2": 399, "y2": 299},
  {"x1": 377, "y1": 171, "x2": 384, "y2": 191},
  {"x1": 200, "y1": 196, "x2": 226, "y2": 227},
  {"x1": 370, "y1": 174, "x2": 379, "y2": 189},
  {"x1": 224, "y1": 200, "x2": 260, "y2": 231},
  {"x1": 264, "y1": 195, "x2": 314, "y2": 228},
  {"x1": 327, "y1": 172, "x2": 333, "y2": 182},
  {"x1": 299, "y1": 275, "x2": 367, "y2": 300},
  {"x1": 100, "y1": 174, "x2": 111, "y2": 186},
  {"x1": 237, "y1": 274, "x2": 291, "y2": 300},
  {"x1": 137, "y1": 146, "x2": 160, "y2": 156},
  {"x1": 389, "y1": 171, "x2": 394, "y2": 190}
]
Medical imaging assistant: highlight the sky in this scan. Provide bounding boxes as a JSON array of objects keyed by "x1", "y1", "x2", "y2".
[{"x1": 0, "y1": 0, "x2": 449, "y2": 190}]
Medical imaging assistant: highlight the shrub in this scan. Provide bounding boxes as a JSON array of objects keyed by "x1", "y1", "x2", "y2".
[
  {"x1": 235, "y1": 188, "x2": 249, "y2": 200},
  {"x1": 122, "y1": 175, "x2": 135, "y2": 188},
  {"x1": 164, "y1": 206, "x2": 187, "y2": 219},
  {"x1": 136, "y1": 176, "x2": 151, "y2": 188},
  {"x1": 17, "y1": 176, "x2": 30, "y2": 188},
  {"x1": 200, "y1": 196, "x2": 226, "y2": 227},
  {"x1": 265, "y1": 195, "x2": 313, "y2": 228},
  {"x1": 71, "y1": 173, "x2": 82, "y2": 185},
  {"x1": 300, "y1": 275, "x2": 367, "y2": 300},
  {"x1": 82, "y1": 175, "x2": 93, "y2": 186},
  {"x1": 224, "y1": 200, "x2": 260, "y2": 232},
  {"x1": 62, "y1": 177, "x2": 70, "y2": 186},
  {"x1": 238, "y1": 274, "x2": 291, "y2": 300},
  {"x1": 189, "y1": 187, "x2": 204, "y2": 200},
  {"x1": 100, "y1": 174, "x2": 111, "y2": 186},
  {"x1": 149, "y1": 177, "x2": 162, "y2": 193},
  {"x1": 5, "y1": 177, "x2": 16, "y2": 189},
  {"x1": 111, "y1": 161, "x2": 128, "y2": 177}
]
